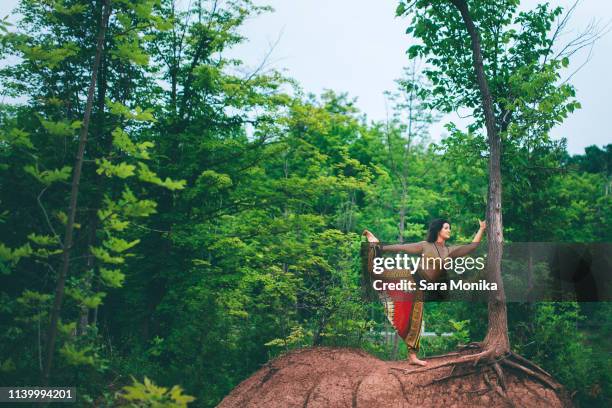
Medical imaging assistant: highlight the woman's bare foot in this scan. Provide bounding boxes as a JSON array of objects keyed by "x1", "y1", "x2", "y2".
[
  {"x1": 407, "y1": 352, "x2": 428, "y2": 366},
  {"x1": 362, "y1": 229, "x2": 379, "y2": 243}
]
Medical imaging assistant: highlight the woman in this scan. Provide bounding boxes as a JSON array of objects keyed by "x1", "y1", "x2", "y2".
[{"x1": 363, "y1": 218, "x2": 486, "y2": 366}]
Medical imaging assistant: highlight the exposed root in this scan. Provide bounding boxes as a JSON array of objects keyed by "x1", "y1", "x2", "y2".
[
  {"x1": 484, "y1": 372, "x2": 515, "y2": 408},
  {"x1": 302, "y1": 376, "x2": 323, "y2": 408},
  {"x1": 394, "y1": 347, "x2": 496, "y2": 375},
  {"x1": 466, "y1": 347, "x2": 496, "y2": 367},
  {"x1": 493, "y1": 362, "x2": 507, "y2": 391},
  {"x1": 509, "y1": 351, "x2": 552, "y2": 378},
  {"x1": 386, "y1": 346, "x2": 567, "y2": 407},
  {"x1": 389, "y1": 371, "x2": 410, "y2": 405},
  {"x1": 501, "y1": 358, "x2": 560, "y2": 391},
  {"x1": 260, "y1": 365, "x2": 279, "y2": 385},
  {"x1": 444, "y1": 364, "x2": 455, "y2": 378},
  {"x1": 517, "y1": 374, "x2": 555, "y2": 405},
  {"x1": 424, "y1": 352, "x2": 460, "y2": 359},
  {"x1": 424, "y1": 365, "x2": 484, "y2": 386},
  {"x1": 425, "y1": 365, "x2": 455, "y2": 385},
  {"x1": 351, "y1": 376, "x2": 365, "y2": 408},
  {"x1": 464, "y1": 386, "x2": 490, "y2": 395}
]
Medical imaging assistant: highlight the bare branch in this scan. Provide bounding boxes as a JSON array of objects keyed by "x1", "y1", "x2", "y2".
[
  {"x1": 37, "y1": 186, "x2": 63, "y2": 249},
  {"x1": 561, "y1": 40, "x2": 594, "y2": 84},
  {"x1": 554, "y1": 16, "x2": 612, "y2": 61},
  {"x1": 242, "y1": 26, "x2": 285, "y2": 82}
]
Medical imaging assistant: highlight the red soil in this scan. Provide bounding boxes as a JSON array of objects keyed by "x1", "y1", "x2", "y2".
[{"x1": 219, "y1": 347, "x2": 566, "y2": 407}]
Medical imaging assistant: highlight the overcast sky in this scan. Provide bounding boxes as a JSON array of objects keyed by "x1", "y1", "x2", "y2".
[{"x1": 1, "y1": 0, "x2": 610, "y2": 154}]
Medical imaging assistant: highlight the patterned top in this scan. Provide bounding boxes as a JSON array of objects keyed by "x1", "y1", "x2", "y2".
[{"x1": 381, "y1": 241, "x2": 480, "y2": 281}]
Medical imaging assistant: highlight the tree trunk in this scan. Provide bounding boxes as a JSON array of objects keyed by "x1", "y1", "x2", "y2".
[
  {"x1": 77, "y1": 216, "x2": 97, "y2": 335},
  {"x1": 449, "y1": 0, "x2": 509, "y2": 354},
  {"x1": 78, "y1": 33, "x2": 111, "y2": 335},
  {"x1": 42, "y1": 0, "x2": 112, "y2": 385},
  {"x1": 90, "y1": 45, "x2": 111, "y2": 329},
  {"x1": 398, "y1": 205, "x2": 405, "y2": 244}
]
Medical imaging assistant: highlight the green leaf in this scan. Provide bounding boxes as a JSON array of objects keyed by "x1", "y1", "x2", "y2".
[
  {"x1": 82, "y1": 292, "x2": 106, "y2": 308},
  {"x1": 0, "y1": 243, "x2": 33, "y2": 266},
  {"x1": 96, "y1": 158, "x2": 136, "y2": 179},
  {"x1": 107, "y1": 101, "x2": 155, "y2": 122},
  {"x1": 1, "y1": 128, "x2": 33, "y2": 149},
  {"x1": 90, "y1": 246, "x2": 124, "y2": 265},
  {"x1": 561, "y1": 56, "x2": 569, "y2": 67},
  {"x1": 24, "y1": 165, "x2": 72, "y2": 185},
  {"x1": 102, "y1": 237, "x2": 140, "y2": 253},
  {"x1": 53, "y1": 1, "x2": 87, "y2": 15},
  {"x1": 117, "y1": 188, "x2": 158, "y2": 218},
  {"x1": 117, "y1": 376, "x2": 195, "y2": 406},
  {"x1": 111, "y1": 127, "x2": 153, "y2": 159},
  {"x1": 111, "y1": 39, "x2": 150, "y2": 66},
  {"x1": 27, "y1": 233, "x2": 60, "y2": 246},
  {"x1": 59, "y1": 344, "x2": 95, "y2": 366},
  {"x1": 396, "y1": 2, "x2": 407, "y2": 16},
  {"x1": 18, "y1": 43, "x2": 78, "y2": 68},
  {"x1": 99, "y1": 268, "x2": 125, "y2": 288},
  {"x1": 137, "y1": 162, "x2": 186, "y2": 190}
]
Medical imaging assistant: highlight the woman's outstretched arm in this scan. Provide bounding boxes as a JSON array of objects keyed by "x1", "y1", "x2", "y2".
[
  {"x1": 381, "y1": 241, "x2": 425, "y2": 255},
  {"x1": 448, "y1": 220, "x2": 486, "y2": 258},
  {"x1": 362, "y1": 229, "x2": 425, "y2": 254}
]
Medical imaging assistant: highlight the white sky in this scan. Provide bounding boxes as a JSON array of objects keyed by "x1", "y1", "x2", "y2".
[{"x1": 1, "y1": 0, "x2": 610, "y2": 154}]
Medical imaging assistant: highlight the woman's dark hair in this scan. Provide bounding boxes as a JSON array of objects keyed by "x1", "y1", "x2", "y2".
[{"x1": 426, "y1": 218, "x2": 450, "y2": 243}]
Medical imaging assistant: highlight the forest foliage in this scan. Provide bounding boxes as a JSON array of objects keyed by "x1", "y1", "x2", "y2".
[{"x1": 0, "y1": 0, "x2": 610, "y2": 406}]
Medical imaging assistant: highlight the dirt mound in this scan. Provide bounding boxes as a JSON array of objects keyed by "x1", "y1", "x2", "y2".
[{"x1": 218, "y1": 347, "x2": 567, "y2": 407}]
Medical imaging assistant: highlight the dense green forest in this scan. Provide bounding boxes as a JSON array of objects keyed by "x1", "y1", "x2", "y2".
[{"x1": 0, "y1": 0, "x2": 610, "y2": 406}]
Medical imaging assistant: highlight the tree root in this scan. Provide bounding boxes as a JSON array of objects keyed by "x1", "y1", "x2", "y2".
[
  {"x1": 517, "y1": 374, "x2": 555, "y2": 405},
  {"x1": 424, "y1": 351, "x2": 460, "y2": 359},
  {"x1": 493, "y1": 362, "x2": 507, "y2": 391},
  {"x1": 425, "y1": 365, "x2": 455, "y2": 385},
  {"x1": 464, "y1": 386, "x2": 490, "y2": 395},
  {"x1": 389, "y1": 371, "x2": 411, "y2": 405},
  {"x1": 508, "y1": 351, "x2": 552, "y2": 378},
  {"x1": 260, "y1": 365, "x2": 279, "y2": 385},
  {"x1": 501, "y1": 358, "x2": 559, "y2": 391},
  {"x1": 424, "y1": 364, "x2": 484, "y2": 386},
  {"x1": 484, "y1": 372, "x2": 515, "y2": 408},
  {"x1": 392, "y1": 347, "x2": 496, "y2": 375},
  {"x1": 388, "y1": 345, "x2": 565, "y2": 406},
  {"x1": 302, "y1": 376, "x2": 324, "y2": 408},
  {"x1": 351, "y1": 376, "x2": 365, "y2": 408}
]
